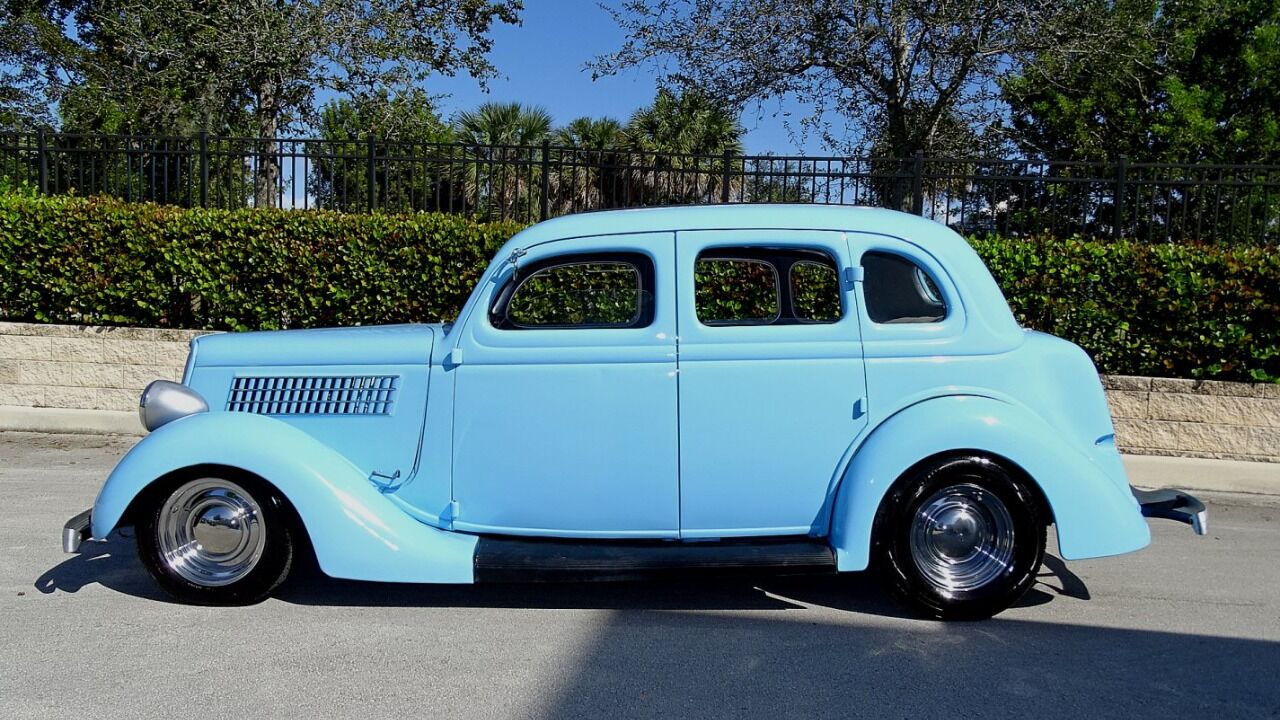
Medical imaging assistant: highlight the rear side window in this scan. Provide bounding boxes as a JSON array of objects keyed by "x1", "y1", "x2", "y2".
[
  {"x1": 695, "y1": 258, "x2": 780, "y2": 325},
  {"x1": 492, "y1": 253, "x2": 654, "y2": 329},
  {"x1": 861, "y1": 251, "x2": 946, "y2": 324},
  {"x1": 694, "y1": 247, "x2": 842, "y2": 326}
]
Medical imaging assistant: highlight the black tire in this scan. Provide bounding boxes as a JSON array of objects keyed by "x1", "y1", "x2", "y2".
[
  {"x1": 874, "y1": 455, "x2": 1046, "y2": 620},
  {"x1": 137, "y1": 471, "x2": 295, "y2": 606}
]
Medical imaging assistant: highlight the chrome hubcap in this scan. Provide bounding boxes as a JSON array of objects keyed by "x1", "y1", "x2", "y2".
[
  {"x1": 157, "y1": 479, "x2": 265, "y2": 587},
  {"x1": 909, "y1": 483, "x2": 1015, "y2": 594}
]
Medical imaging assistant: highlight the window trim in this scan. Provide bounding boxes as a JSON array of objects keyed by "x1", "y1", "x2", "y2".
[{"x1": 488, "y1": 251, "x2": 656, "y2": 330}]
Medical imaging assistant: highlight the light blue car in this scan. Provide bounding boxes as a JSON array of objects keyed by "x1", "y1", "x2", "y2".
[{"x1": 62, "y1": 205, "x2": 1206, "y2": 619}]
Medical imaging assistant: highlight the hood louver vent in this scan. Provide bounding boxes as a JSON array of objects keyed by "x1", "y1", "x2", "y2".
[{"x1": 227, "y1": 375, "x2": 398, "y2": 416}]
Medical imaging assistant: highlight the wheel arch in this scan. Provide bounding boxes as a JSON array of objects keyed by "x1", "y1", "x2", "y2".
[
  {"x1": 866, "y1": 449, "x2": 1055, "y2": 548},
  {"x1": 114, "y1": 462, "x2": 314, "y2": 561},
  {"x1": 92, "y1": 412, "x2": 478, "y2": 583},
  {"x1": 829, "y1": 394, "x2": 1149, "y2": 571}
]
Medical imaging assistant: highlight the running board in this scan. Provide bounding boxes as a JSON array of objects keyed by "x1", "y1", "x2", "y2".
[{"x1": 473, "y1": 536, "x2": 836, "y2": 583}]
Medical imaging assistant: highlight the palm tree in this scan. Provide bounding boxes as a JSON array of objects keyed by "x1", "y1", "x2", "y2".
[
  {"x1": 454, "y1": 102, "x2": 553, "y2": 220},
  {"x1": 621, "y1": 89, "x2": 745, "y2": 205},
  {"x1": 552, "y1": 116, "x2": 624, "y2": 212},
  {"x1": 455, "y1": 101, "x2": 554, "y2": 147},
  {"x1": 555, "y1": 116, "x2": 624, "y2": 150}
]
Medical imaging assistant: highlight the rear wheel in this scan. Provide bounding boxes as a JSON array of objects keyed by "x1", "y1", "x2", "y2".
[
  {"x1": 875, "y1": 455, "x2": 1046, "y2": 620},
  {"x1": 137, "y1": 473, "x2": 295, "y2": 605}
]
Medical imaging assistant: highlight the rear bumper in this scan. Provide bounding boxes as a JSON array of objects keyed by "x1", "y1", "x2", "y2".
[
  {"x1": 1133, "y1": 487, "x2": 1208, "y2": 535},
  {"x1": 63, "y1": 509, "x2": 92, "y2": 553}
]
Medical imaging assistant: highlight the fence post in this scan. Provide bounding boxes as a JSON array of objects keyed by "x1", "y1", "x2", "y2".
[
  {"x1": 1113, "y1": 154, "x2": 1128, "y2": 240},
  {"x1": 36, "y1": 128, "x2": 48, "y2": 195},
  {"x1": 910, "y1": 150, "x2": 924, "y2": 215},
  {"x1": 540, "y1": 140, "x2": 550, "y2": 221},
  {"x1": 198, "y1": 131, "x2": 209, "y2": 208},
  {"x1": 721, "y1": 148, "x2": 732, "y2": 203},
  {"x1": 366, "y1": 134, "x2": 377, "y2": 212}
]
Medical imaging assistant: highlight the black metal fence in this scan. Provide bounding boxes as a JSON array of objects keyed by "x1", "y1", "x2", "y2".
[{"x1": 3, "y1": 130, "x2": 1277, "y2": 242}]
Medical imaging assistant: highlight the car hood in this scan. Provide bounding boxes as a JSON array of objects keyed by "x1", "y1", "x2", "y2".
[{"x1": 190, "y1": 324, "x2": 440, "y2": 369}]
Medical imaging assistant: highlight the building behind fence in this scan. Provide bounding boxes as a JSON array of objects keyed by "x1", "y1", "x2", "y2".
[{"x1": 2, "y1": 130, "x2": 1277, "y2": 243}]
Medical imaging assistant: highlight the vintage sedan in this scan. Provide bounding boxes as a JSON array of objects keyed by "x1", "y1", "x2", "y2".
[{"x1": 62, "y1": 205, "x2": 1206, "y2": 619}]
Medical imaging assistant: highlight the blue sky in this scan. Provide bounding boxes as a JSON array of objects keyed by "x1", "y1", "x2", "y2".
[{"x1": 427, "y1": 0, "x2": 832, "y2": 154}]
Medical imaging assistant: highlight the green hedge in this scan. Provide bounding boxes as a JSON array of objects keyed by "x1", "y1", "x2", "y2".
[
  {"x1": 0, "y1": 194, "x2": 1275, "y2": 382},
  {"x1": 0, "y1": 194, "x2": 522, "y2": 332},
  {"x1": 971, "y1": 236, "x2": 1278, "y2": 382}
]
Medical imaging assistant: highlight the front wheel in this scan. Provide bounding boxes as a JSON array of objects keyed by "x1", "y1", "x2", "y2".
[
  {"x1": 137, "y1": 472, "x2": 295, "y2": 605},
  {"x1": 875, "y1": 456, "x2": 1046, "y2": 620}
]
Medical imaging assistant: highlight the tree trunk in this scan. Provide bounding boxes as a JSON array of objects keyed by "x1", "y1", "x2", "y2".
[
  {"x1": 884, "y1": 104, "x2": 916, "y2": 211},
  {"x1": 254, "y1": 80, "x2": 280, "y2": 209}
]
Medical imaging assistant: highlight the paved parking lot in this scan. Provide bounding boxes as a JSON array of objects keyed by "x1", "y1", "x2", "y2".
[{"x1": 2, "y1": 431, "x2": 1279, "y2": 719}]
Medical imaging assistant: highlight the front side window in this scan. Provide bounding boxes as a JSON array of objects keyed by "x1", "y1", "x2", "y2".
[
  {"x1": 861, "y1": 251, "x2": 947, "y2": 324},
  {"x1": 493, "y1": 253, "x2": 653, "y2": 329}
]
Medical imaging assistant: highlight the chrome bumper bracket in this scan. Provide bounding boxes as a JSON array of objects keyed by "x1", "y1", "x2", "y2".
[
  {"x1": 1133, "y1": 487, "x2": 1208, "y2": 536},
  {"x1": 63, "y1": 509, "x2": 93, "y2": 553}
]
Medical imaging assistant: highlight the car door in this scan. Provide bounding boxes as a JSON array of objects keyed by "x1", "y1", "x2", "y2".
[
  {"x1": 675, "y1": 229, "x2": 869, "y2": 538},
  {"x1": 450, "y1": 232, "x2": 680, "y2": 538}
]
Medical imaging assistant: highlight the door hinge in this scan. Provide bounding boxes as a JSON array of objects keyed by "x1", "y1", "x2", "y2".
[
  {"x1": 843, "y1": 266, "x2": 864, "y2": 286},
  {"x1": 506, "y1": 247, "x2": 527, "y2": 274},
  {"x1": 448, "y1": 347, "x2": 464, "y2": 367},
  {"x1": 440, "y1": 500, "x2": 460, "y2": 524}
]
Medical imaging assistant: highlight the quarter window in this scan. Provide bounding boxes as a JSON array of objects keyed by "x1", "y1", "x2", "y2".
[
  {"x1": 493, "y1": 253, "x2": 654, "y2": 329},
  {"x1": 861, "y1": 251, "x2": 947, "y2": 324},
  {"x1": 789, "y1": 261, "x2": 842, "y2": 323}
]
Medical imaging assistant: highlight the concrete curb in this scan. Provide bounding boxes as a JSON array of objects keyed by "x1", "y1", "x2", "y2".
[
  {"x1": 0, "y1": 405, "x2": 142, "y2": 436},
  {"x1": 1123, "y1": 454, "x2": 1280, "y2": 496}
]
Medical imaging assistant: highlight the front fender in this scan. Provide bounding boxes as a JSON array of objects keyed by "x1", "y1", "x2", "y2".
[
  {"x1": 92, "y1": 412, "x2": 476, "y2": 583},
  {"x1": 830, "y1": 395, "x2": 1149, "y2": 571}
]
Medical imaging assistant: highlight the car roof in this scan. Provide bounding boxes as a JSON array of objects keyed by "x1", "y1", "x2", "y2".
[{"x1": 505, "y1": 204, "x2": 966, "y2": 251}]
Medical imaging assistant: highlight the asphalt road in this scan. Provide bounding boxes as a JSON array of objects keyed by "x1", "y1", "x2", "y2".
[{"x1": 2, "y1": 432, "x2": 1278, "y2": 720}]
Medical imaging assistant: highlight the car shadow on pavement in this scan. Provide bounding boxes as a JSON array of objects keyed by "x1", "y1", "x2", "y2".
[
  {"x1": 533, "y1": 610, "x2": 1280, "y2": 719},
  {"x1": 35, "y1": 532, "x2": 1091, "y2": 617},
  {"x1": 33, "y1": 530, "x2": 170, "y2": 602}
]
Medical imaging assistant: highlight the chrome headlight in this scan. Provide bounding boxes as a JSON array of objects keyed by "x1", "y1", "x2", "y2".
[{"x1": 139, "y1": 380, "x2": 208, "y2": 432}]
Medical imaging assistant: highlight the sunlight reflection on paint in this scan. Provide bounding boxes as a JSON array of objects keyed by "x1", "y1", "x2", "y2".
[{"x1": 333, "y1": 487, "x2": 401, "y2": 551}]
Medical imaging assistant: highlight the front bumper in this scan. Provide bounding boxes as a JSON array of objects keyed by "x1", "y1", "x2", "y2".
[
  {"x1": 63, "y1": 509, "x2": 92, "y2": 553},
  {"x1": 1133, "y1": 487, "x2": 1208, "y2": 535}
]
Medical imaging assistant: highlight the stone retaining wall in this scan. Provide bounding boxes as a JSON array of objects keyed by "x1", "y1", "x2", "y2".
[
  {"x1": 1, "y1": 321, "x2": 1277, "y2": 461},
  {"x1": 1104, "y1": 375, "x2": 1279, "y2": 463},
  {"x1": 0, "y1": 322, "x2": 208, "y2": 412}
]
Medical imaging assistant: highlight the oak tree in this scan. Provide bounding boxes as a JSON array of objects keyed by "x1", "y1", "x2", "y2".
[{"x1": 593, "y1": 0, "x2": 1136, "y2": 157}]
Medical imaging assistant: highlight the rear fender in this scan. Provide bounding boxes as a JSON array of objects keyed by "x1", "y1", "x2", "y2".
[
  {"x1": 830, "y1": 395, "x2": 1149, "y2": 571},
  {"x1": 92, "y1": 412, "x2": 476, "y2": 583}
]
